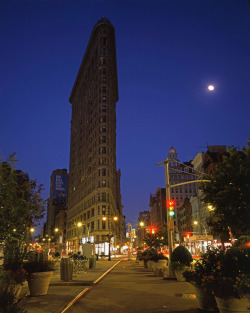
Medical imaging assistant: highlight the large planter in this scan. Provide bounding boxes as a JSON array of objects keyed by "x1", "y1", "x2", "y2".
[
  {"x1": 215, "y1": 296, "x2": 250, "y2": 313},
  {"x1": 147, "y1": 260, "x2": 154, "y2": 271},
  {"x1": 192, "y1": 285, "x2": 218, "y2": 311},
  {"x1": 7, "y1": 284, "x2": 22, "y2": 302},
  {"x1": 28, "y1": 271, "x2": 53, "y2": 296},
  {"x1": 175, "y1": 267, "x2": 189, "y2": 282},
  {"x1": 153, "y1": 260, "x2": 168, "y2": 277}
]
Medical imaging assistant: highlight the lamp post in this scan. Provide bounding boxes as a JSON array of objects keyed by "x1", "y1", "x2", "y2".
[
  {"x1": 193, "y1": 220, "x2": 207, "y2": 236},
  {"x1": 77, "y1": 222, "x2": 91, "y2": 245},
  {"x1": 55, "y1": 228, "x2": 63, "y2": 252},
  {"x1": 193, "y1": 220, "x2": 208, "y2": 253},
  {"x1": 102, "y1": 215, "x2": 118, "y2": 261}
]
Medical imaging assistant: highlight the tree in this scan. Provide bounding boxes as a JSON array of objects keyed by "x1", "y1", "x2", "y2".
[
  {"x1": 144, "y1": 225, "x2": 168, "y2": 248},
  {"x1": 0, "y1": 153, "x2": 46, "y2": 270},
  {"x1": 200, "y1": 139, "x2": 250, "y2": 239}
]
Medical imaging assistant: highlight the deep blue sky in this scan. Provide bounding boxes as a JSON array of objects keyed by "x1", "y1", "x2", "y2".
[{"x1": 1, "y1": 0, "x2": 250, "y2": 232}]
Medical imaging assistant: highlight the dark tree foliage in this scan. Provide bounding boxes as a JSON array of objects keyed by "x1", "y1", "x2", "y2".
[
  {"x1": 144, "y1": 226, "x2": 168, "y2": 248},
  {"x1": 200, "y1": 140, "x2": 250, "y2": 238},
  {"x1": 0, "y1": 153, "x2": 46, "y2": 268}
]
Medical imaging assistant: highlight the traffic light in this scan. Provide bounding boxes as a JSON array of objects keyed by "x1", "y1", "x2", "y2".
[
  {"x1": 185, "y1": 232, "x2": 191, "y2": 238},
  {"x1": 167, "y1": 199, "x2": 175, "y2": 217},
  {"x1": 147, "y1": 225, "x2": 158, "y2": 234}
]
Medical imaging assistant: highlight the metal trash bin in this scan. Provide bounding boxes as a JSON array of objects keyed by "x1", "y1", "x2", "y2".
[
  {"x1": 60, "y1": 258, "x2": 73, "y2": 281},
  {"x1": 89, "y1": 255, "x2": 96, "y2": 269}
]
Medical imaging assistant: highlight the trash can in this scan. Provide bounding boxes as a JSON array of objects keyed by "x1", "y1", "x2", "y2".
[
  {"x1": 60, "y1": 258, "x2": 73, "y2": 281},
  {"x1": 89, "y1": 255, "x2": 96, "y2": 269}
]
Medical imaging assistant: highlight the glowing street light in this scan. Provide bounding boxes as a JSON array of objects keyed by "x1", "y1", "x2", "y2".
[
  {"x1": 30, "y1": 227, "x2": 35, "y2": 233},
  {"x1": 102, "y1": 216, "x2": 118, "y2": 261}
]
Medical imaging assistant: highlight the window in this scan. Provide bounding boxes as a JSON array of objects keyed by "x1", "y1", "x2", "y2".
[
  {"x1": 99, "y1": 116, "x2": 106, "y2": 122},
  {"x1": 87, "y1": 211, "x2": 90, "y2": 219},
  {"x1": 102, "y1": 192, "x2": 106, "y2": 201},
  {"x1": 98, "y1": 220, "x2": 100, "y2": 230},
  {"x1": 102, "y1": 180, "x2": 106, "y2": 187},
  {"x1": 102, "y1": 221, "x2": 106, "y2": 230},
  {"x1": 102, "y1": 169, "x2": 106, "y2": 176},
  {"x1": 102, "y1": 96, "x2": 107, "y2": 103},
  {"x1": 100, "y1": 126, "x2": 106, "y2": 133},
  {"x1": 91, "y1": 208, "x2": 94, "y2": 217},
  {"x1": 100, "y1": 58, "x2": 106, "y2": 65},
  {"x1": 91, "y1": 221, "x2": 94, "y2": 231},
  {"x1": 99, "y1": 136, "x2": 106, "y2": 143},
  {"x1": 100, "y1": 37, "x2": 107, "y2": 45},
  {"x1": 99, "y1": 147, "x2": 106, "y2": 154},
  {"x1": 99, "y1": 157, "x2": 107, "y2": 165},
  {"x1": 102, "y1": 205, "x2": 106, "y2": 215},
  {"x1": 100, "y1": 106, "x2": 106, "y2": 112},
  {"x1": 102, "y1": 87, "x2": 106, "y2": 93}
]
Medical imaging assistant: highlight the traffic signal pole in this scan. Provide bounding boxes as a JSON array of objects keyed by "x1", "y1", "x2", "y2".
[{"x1": 157, "y1": 158, "x2": 210, "y2": 278}]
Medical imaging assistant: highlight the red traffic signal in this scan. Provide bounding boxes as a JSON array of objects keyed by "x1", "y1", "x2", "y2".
[
  {"x1": 167, "y1": 200, "x2": 175, "y2": 207},
  {"x1": 147, "y1": 225, "x2": 158, "y2": 234}
]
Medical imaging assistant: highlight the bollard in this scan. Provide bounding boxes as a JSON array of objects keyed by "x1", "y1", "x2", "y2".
[
  {"x1": 60, "y1": 258, "x2": 73, "y2": 281},
  {"x1": 89, "y1": 255, "x2": 96, "y2": 269}
]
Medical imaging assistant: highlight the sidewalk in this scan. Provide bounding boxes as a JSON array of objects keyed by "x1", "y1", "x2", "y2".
[
  {"x1": 20, "y1": 258, "x2": 120, "y2": 313},
  {"x1": 20, "y1": 258, "x2": 203, "y2": 313}
]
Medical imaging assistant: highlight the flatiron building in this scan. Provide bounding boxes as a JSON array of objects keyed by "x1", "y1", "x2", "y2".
[{"x1": 66, "y1": 18, "x2": 124, "y2": 255}]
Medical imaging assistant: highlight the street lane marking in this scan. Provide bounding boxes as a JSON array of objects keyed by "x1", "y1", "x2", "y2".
[{"x1": 60, "y1": 260, "x2": 122, "y2": 313}]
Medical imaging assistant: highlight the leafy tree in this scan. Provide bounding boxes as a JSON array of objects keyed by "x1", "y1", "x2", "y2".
[
  {"x1": 0, "y1": 153, "x2": 46, "y2": 270},
  {"x1": 200, "y1": 140, "x2": 250, "y2": 239},
  {"x1": 144, "y1": 226, "x2": 168, "y2": 248}
]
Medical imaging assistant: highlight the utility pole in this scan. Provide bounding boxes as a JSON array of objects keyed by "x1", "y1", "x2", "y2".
[{"x1": 157, "y1": 158, "x2": 210, "y2": 278}]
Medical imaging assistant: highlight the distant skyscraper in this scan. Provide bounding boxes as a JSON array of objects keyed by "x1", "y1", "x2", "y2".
[
  {"x1": 66, "y1": 18, "x2": 125, "y2": 254},
  {"x1": 46, "y1": 169, "x2": 67, "y2": 241}
]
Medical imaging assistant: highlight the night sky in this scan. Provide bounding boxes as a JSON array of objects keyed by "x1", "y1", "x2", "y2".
[{"x1": 1, "y1": 0, "x2": 250, "y2": 233}]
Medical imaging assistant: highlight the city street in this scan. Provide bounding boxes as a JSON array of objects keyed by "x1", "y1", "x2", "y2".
[{"x1": 67, "y1": 260, "x2": 199, "y2": 313}]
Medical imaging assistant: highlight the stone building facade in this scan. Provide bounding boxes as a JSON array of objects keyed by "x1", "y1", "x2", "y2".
[{"x1": 66, "y1": 18, "x2": 125, "y2": 255}]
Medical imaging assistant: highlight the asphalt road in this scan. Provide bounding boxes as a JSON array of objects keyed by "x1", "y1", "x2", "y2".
[{"x1": 66, "y1": 260, "x2": 200, "y2": 313}]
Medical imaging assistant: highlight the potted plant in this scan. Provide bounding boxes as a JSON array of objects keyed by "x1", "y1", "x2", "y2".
[
  {"x1": 23, "y1": 260, "x2": 55, "y2": 296},
  {"x1": 183, "y1": 258, "x2": 218, "y2": 311},
  {"x1": 0, "y1": 284, "x2": 27, "y2": 313},
  {"x1": 197, "y1": 243, "x2": 250, "y2": 313},
  {"x1": 0, "y1": 267, "x2": 28, "y2": 301},
  {"x1": 151, "y1": 252, "x2": 168, "y2": 277},
  {"x1": 141, "y1": 248, "x2": 158, "y2": 270},
  {"x1": 136, "y1": 250, "x2": 144, "y2": 265},
  {"x1": 170, "y1": 245, "x2": 192, "y2": 281}
]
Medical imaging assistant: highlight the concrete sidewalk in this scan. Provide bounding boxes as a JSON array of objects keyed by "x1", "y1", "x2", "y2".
[
  {"x1": 20, "y1": 259, "x2": 205, "y2": 313},
  {"x1": 20, "y1": 259, "x2": 121, "y2": 313}
]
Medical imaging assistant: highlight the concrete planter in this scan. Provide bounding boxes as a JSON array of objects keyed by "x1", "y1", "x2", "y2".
[
  {"x1": 215, "y1": 296, "x2": 250, "y2": 313},
  {"x1": 147, "y1": 260, "x2": 154, "y2": 271},
  {"x1": 175, "y1": 267, "x2": 189, "y2": 282},
  {"x1": 28, "y1": 271, "x2": 53, "y2": 296},
  {"x1": 153, "y1": 260, "x2": 168, "y2": 277},
  {"x1": 192, "y1": 285, "x2": 218, "y2": 311}
]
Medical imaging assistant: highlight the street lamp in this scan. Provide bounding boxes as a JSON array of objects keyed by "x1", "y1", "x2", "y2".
[
  {"x1": 55, "y1": 228, "x2": 63, "y2": 252},
  {"x1": 77, "y1": 222, "x2": 90, "y2": 243},
  {"x1": 102, "y1": 215, "x2": 118, "y2": 261},
  {"x1": 193, "y1": 220, "x2": 207, "y2": 236}
]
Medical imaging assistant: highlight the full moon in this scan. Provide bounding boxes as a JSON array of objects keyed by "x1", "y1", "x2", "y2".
[{"x1": 208, "y1": 85, "x2": 215, "y2": 91}]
